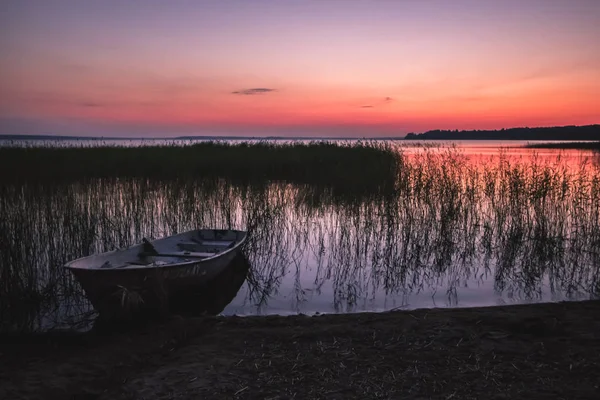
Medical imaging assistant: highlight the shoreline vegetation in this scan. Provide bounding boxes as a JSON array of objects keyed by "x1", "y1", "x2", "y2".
[
  {"x1": 1, "y1": 142, "x2": 599, "y2": 333},
  {"x1": 1, "y1": 141, "x2": 599, "y2": 398},
  {"x1": 0, "y1": 141, "x2": 399, "y2": 198},
  {"x1": 0, "y1": 141, "x2": 398, "y2": 193},
  {"x1": 2, "y1": 300, "x2": 599, "y2": 399}
]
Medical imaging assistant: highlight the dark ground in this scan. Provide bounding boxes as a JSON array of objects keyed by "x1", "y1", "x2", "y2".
[{"x1": 1, "y1": 300, "x2": 599, "y2": 400}]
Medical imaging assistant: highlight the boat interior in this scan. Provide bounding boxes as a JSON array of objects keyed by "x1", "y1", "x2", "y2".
[{"x1": 67, "y1": 229, "x2": 246, "y2": 269}]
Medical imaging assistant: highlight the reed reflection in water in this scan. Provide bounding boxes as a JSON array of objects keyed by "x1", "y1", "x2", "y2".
[{"x1": 1, "y1": 148, "x2": 599, "y2": 332}]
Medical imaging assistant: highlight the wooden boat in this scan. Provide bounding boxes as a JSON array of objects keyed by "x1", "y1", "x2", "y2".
[{"x1": 65, "y1": 229, "x2": 247, "y2": 318}]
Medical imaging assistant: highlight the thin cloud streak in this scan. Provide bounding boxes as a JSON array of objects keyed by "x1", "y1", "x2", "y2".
[
  {"x1": 232, "y1": 88, "x2": 277, "y2": 95},
  {"x1": 80, "y1": 102, "x2": 103, "y2": 108},
  {"x1": 359, "y1": 97, "x2": 394, "y2": 108}
]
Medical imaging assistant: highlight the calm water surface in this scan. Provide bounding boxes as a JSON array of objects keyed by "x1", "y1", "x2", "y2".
[{"x1": 1, "y1": 141, "x2": 598, "y2": 331}]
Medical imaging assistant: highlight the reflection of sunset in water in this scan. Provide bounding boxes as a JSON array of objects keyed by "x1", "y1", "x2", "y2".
[
  {"x1": 399, "y1": 140, "x2": 597, "y2": 156},
  {"x1": 1, "y1": 144, "x2": 598, "y2": 331}
]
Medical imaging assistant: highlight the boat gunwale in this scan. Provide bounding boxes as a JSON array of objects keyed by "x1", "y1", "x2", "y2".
[{"x1": 63, "y1": 229, "x2": 247, "y2": 271}]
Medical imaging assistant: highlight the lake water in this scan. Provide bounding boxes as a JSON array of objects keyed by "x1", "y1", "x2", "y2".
[{"x1": 0, "y1": 140, "x2": 598, "y2": 331}]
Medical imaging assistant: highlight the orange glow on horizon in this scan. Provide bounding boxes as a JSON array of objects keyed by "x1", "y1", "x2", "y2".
[
  {"x1": 2, "y1": 1, "x2": 599, "y2": 136},
  {"x1": 12, "y1": 80, "x2": 596, "y2": 134}
]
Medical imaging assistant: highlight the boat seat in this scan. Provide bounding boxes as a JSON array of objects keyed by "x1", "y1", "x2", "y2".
[
  {"x1": 201, "y1": 240, "x2": 235, "y2": 247},
  {"x1": 126, "y1": 260, "x2": 150, "y2": 266},
  {"x1": 177, "y1": 242, "x2": 202, "y2": 252},
  {"x1": 169, "y1": 251, "x2": 216, "y2": 258},
  {"x1": 138, "y1": 251, "x2": 217, "y2": 258}
]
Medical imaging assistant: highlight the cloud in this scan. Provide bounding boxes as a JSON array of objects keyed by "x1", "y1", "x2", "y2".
[
  {"x1": 359, "y1": 97, "x2": 393, "y2": 108},
  {"x1": 80, "y1": 102, "x2": 103, "y2": 108},
  {"x1": 232, "y1": 88, "x2": 276, "y2": 95},
  {"x1": 20, "y1": 93, "x2": 164, "y2": 109}
]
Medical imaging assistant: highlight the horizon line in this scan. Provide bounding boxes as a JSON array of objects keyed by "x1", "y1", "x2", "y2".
[{"x1": 0, "y1": 123, "x2": 598, "y2": 141}]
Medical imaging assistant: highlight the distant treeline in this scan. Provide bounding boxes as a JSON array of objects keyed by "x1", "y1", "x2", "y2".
[{"x1": 405, "y1": 125, "x2": 600, "y2": 140}]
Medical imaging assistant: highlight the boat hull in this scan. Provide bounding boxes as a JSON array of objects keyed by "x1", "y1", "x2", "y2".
[{"x1": 65, "y1": 229, "x2": 247, "y2": 319}]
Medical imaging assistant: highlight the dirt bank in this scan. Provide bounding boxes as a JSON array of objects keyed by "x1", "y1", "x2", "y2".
[{"x1": 2, "y1": 300, "x2": 599, "y2": 399}]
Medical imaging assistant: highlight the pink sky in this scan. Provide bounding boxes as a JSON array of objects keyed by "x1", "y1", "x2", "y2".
[{"x1": 1, "y1": 0, "x2": 599, "y2": 137}]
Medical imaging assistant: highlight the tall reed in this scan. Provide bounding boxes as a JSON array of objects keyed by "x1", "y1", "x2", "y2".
[{"x1": 1, "y1": 146, "x2": 598, "y2": 331}]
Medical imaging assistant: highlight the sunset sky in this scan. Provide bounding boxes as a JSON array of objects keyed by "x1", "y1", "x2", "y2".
[{"x1": 1, "y1": 0, "x2": 599, "y2": 137}]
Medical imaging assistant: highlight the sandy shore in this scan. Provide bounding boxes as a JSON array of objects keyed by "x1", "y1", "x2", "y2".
[{"x1": 2, "y1": 300, "x2": 599, "y2": 399}]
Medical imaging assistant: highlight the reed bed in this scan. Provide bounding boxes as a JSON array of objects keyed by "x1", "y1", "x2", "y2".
[
  {"x1": 1, "y1": 146, "x2": 599, "y2": 332},
  {"x1": 0, "y1": 141, "x2": 399, "y2": 195}
]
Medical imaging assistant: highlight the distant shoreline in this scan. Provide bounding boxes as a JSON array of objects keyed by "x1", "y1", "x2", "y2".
[
  {"x1": 1, "y1": 123, "x2": 598, "y2": 141},
  {"x1": 0, "y1": 134, "x2": 403, "y2": 141}
]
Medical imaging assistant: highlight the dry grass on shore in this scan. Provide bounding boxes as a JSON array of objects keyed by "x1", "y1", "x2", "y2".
[{"x1": 2, "y1": 300, "x2": 599, "y2": 400}]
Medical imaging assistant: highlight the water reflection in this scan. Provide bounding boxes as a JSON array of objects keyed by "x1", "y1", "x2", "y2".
[{"x1": 1, "y1": 148, "x2": 599, "y2": 332}]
